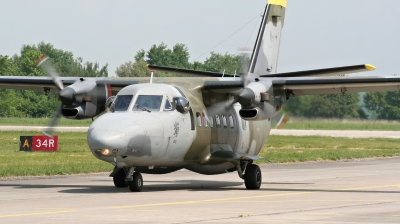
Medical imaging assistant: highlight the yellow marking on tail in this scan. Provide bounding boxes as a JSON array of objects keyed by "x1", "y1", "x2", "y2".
[{"x1": 268, "y1": 0, "x2": 287, "y2": 7}]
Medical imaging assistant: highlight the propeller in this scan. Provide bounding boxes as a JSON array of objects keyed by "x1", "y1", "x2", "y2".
[
  {"x1": 272, "y1": 113, "x2": 288, "y2": 129},
  {"x1": 36, "y1": 55, "x2": 65, "y2": 137},
  {"x1": 36, "y1": 55, "x2": 64, "y2": 90},
  {"x1": 214, "y1": 48, "x2": 254, "y2": 112},
  {"x1": 37, "y1": 55, "x2": 105, "y2": 135}
]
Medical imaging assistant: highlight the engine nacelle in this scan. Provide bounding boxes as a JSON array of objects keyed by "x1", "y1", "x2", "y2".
[
  {"x1": 60, "y1": 79, "x2": 111, "y2": 119},
  {"x1": 62, "y1": 102, "x2": 102, "y2": 119},
  {"x1": 239, "y1": 103, "x2": 275, "y2": 120},
  {"x1": 237, "y1": 80, "x2": 280, "y2": 120}
]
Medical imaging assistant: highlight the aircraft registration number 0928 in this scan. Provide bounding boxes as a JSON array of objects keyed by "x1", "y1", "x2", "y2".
[{"x1": 20, "y1": 136, "x2": 58, "y2": 151}]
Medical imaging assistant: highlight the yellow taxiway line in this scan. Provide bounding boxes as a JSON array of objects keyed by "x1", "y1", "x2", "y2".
[
  {"x1": 0, "y1": 210, "x2": 74, "y2": 218},
  {"x1": 112, "y1": 184, "x2": 400, "y2": 210},
  {"x1": 0, "y1": 183, "x2": 398, "y2": 219}
]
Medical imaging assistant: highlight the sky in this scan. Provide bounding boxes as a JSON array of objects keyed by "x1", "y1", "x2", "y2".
[{"x1": 1, "y1": 0, "x2": 400, "y2": 77}]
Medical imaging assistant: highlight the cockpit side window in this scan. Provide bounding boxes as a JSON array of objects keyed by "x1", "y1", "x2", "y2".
[
  {"x1": 133, "y1": 95, "x2": 163, "y2": 111},
  {"x1": 164, "y1": 98, "x2": 173, "y2": 111},
  {"x1": 112, "y1": 95, "x2": 133, "y2": 111}
]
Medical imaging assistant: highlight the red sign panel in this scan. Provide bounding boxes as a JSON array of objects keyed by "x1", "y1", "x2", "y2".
[{"x1": 32, "y1": 136, "x2": 58, "y2": 151}]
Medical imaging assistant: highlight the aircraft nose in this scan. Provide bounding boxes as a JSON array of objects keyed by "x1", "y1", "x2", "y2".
[{"x1": 88, "y1": 126, "x2": 145, "y2": 154}]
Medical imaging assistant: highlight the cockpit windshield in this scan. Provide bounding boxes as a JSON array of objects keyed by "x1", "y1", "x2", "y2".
[
  {"x1": 133, "y1": 95, "x2": 163, "y2": 111},
  {"x1": 112, "y1": 95, "x2": 133, "y2": 111}
]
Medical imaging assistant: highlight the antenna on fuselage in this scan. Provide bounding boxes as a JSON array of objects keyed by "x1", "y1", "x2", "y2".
[{"x1": 150, "y1": 70, "x2": 154, "y2": 84}]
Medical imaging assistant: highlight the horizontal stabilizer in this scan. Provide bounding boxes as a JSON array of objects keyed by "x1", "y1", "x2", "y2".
[
  {"x1": 262, "y1": 64, "x2": 376, "y2": 78},
  {"x1": 147, "y1": 65, "x2": 236, "y2": 77}
]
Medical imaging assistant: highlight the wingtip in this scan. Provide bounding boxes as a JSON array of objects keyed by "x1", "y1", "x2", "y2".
[{"x1": 365, "y1": 64, "x2": 377, "y2": 71}]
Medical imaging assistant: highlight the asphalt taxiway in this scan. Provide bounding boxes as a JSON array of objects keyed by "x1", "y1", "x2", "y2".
[{"x1": 0, "y1": 157, "x2": 399, "y2": 223}]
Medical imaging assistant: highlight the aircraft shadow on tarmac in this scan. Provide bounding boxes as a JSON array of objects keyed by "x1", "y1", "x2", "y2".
[
  {"x1": 0, "y1": 180, "x2": 243, "y2": 194},
  {"x1": 0, "y1": 180, "x2": 399, "y2": 194}
]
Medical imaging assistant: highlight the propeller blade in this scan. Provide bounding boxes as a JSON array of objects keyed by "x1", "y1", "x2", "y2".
[
  {"x1": 42, "y1": 104, "x2": 62, "y2": 137},
  {"x1": 272, "y1": 113, "x2": 289, "y2": 129},
  {"x1": 36, "y1": 55, "x2": 64, "y2": 90},
  {"x1": 209, "y1": 97, "x2": 238, "y2": 115},
  {"x1": 238, "y1": 48, "x2": 251, "y2": 88}
]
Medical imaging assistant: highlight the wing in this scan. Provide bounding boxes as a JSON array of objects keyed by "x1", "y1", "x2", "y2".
[
  {"x1": 272, "y1": 76, "x2": 400, "y2": 96},
  {"x1": 148, "y1": 64, "x2": 374, "y2": 79},
  {"x1": 147, "y1": 65, "x2": 237, "y2": 77},
  {"x1": 0, "y1": 76, "x2": 144, "y2": 94},
  {"x1": 261, "y1": 64, "x2": 376, "y2": 78}
]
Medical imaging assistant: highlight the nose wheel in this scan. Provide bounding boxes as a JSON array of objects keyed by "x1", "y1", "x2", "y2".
[
  {"x1": 111, "y1": 167, "x2": 144, "y2": 192},
  {"x1": 128, "y1": 172, "x2": 143, "y2": 192},
  {"x1": 112, "y1": 168, "x2": 128, "y2": 188}
]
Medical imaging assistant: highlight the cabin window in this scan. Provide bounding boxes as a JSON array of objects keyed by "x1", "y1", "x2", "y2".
[
  {"x1": 209, "y1": 116, "x2": 214, "y2": 127},
  {"x1": 242, "y1": 119, "x2": 247, "y2": 130},
  {"x1": 228, "y1": 115, "x2": 234, "y2": 128},
  {"x1": 202, "y1": 112, "x2": 208, "y2": 127},
  {"x1": 215, "y1": 115, "x2": 221, "y2": 128},
  {"x1": 112, "y1": 95, "x2": 133, "y2": 111},
  {"x1": 196, "y1": 112, "x2": 202, "y2": 127},
  {"x1": 222, "y1": 115, "x2": 227, "y2": 128},
  {"x1": 133, "y1": 95, "x2": 163, "y2": 111},
  {"x1": 164, "y1": 98, "x2": 173, "y2": 111}
]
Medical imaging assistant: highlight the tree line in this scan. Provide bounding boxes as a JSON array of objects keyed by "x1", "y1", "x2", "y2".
[
  {"x1": 0, "y1": 42, "x2": 108, "y2": 117},
  {"x1": 115, "y1": 42, "x2": 245, "y2": 78},
  {"x1": 0, "y1": 42, "x2": 399, "y2": 119},
  {"x1": 283, "y1": 91, "x2": 400, "y2": 120}
]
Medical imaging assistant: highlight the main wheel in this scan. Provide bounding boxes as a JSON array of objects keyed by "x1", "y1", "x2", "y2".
[
  {"x1": 128, "y1": 172, "x2": 143, "y2": 192},
  {"x1": 113, "y1": 168, "x2": 128, "y2": 188},
  {"x1": 244, "y1": 164, "x2": 262, "y2": 190}
]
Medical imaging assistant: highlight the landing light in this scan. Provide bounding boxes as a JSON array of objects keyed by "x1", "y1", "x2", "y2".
[{"x1": 96, "y1": 148, "x2": 117, "y2": 156}]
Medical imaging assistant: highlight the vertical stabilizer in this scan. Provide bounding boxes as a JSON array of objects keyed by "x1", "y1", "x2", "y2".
[{"x1": 248, "y1": 0, "x2": 286, "y2": 76}]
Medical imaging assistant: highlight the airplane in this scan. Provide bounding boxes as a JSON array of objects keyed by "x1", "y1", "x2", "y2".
[{"x1": 1, "y1": 0, "x2": 400, "y2": 192}]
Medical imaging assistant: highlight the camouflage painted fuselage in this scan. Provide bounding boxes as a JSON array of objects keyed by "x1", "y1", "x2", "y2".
[{"x1": 88, "y1": 77, "x2": 274, "y2": 175}]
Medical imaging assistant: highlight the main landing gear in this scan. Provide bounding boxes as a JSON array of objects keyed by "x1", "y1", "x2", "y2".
[
  {"x1": 111, "y1": 167, "x2": 143, "y2": 192},
  {"x1": 236, "y1": 162, "x2": 262, "y2": 190}
]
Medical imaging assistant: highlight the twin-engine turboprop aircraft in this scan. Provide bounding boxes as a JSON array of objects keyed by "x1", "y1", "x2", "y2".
[{"x1": 1, "y1": 0, "x2": 400, "y2": 192}]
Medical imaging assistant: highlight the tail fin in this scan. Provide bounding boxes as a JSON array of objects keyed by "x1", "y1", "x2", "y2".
[{"x1": 248, "y1": 0, "x2": 286, "y2": 76}]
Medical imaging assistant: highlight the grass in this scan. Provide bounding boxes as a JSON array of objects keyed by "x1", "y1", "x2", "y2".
[
  {"x1": 257, "y1": 135, "x2": 400, "y2": 163},
  {"x1": 1, "y1": 117, "x2": 400, "y2": 131},
  {"x1": 0, "y1": 117, "x2": 92, "y2": 127},
  {"x1": 0, "y1": 131, "x2": 399, "y2": 177},
  {"x1": 0, "y1": 131, "x2": 111, "y2": 178},
  {"x1": 281, "y1": 117, "x2": 400, "y2": 131}
]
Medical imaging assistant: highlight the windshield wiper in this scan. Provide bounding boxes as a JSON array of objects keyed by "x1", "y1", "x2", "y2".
[{"x1": 140, "y1": 107, "x2": 151, "y2": 113}]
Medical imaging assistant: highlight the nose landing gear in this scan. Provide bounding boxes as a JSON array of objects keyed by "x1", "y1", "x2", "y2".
[
  {"x1": 110, "y1": 167, "x2": 143, "y2": 192},
  {"x1": 112, "y1": 168, "x2": 128, "y2": 188},
  {"x1": 128, "y1": 172, "x2": 143, "y2": 192}
]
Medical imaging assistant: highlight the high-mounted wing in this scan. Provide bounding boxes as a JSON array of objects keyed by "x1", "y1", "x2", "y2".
[
  {"x1": 0, "y1": 75, "x2": 144, "y2": 126},
  {"x1": 148, "y1": 64, "x2": 375, "y2": 79},
  {"x1": 272, "y1": 76, "x2": 400, "y2": 96},
  {"x1": 261, "y1": 64, "x2": 376, "y2": 78},
  {"x1": 0, "y1": 76, "x2": 140, "y2": 94},
  {"x1": 199, "y1": 64, "x2": 377, "y2": 94},
  {"x1": 147, "y1": 65, "x2": 237, "y2": 77}
]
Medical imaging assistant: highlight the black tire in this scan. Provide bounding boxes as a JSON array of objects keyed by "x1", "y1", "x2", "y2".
[
  {"x1": 128, "y1": 172, "x2": 143, "y2": 192},
  {"x1": 244, "y1": 164, "x2": 262, "y2": 190},
  {"x1": 113, "y1": 168, "x2": 128, "y2": 188}
]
